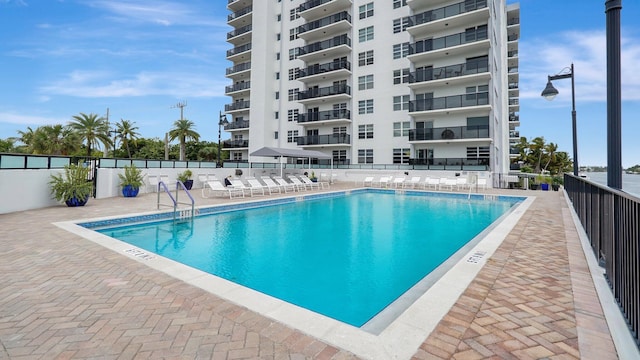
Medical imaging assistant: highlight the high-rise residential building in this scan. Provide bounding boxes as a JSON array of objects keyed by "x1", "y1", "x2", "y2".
[{"x1": 223, "y1": 0, "x2": 520, "y2": 174}]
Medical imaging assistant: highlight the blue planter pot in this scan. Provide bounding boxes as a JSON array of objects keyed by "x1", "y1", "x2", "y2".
[
  {"x1": 541, "y1": 183, "x2": 550, "y2": 191},
  {"x1": 122, "y1": 185, "x2": 140, "y2": 197},
  {"x1": 65, "y1": 196, "x2": 88, "y2": 207}
]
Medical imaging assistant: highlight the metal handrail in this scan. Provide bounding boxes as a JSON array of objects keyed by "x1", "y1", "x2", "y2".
[{"x1": 156, "y1": 181, "x2": 195, "y2": 221}]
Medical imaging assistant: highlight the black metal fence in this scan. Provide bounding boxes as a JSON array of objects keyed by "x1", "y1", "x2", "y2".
[{"x1": 564, "y1": 174, "x2": 640, "y2": 349}]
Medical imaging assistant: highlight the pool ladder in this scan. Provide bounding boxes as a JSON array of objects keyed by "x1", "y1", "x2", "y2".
[{"x1": 157, "y1": 181, "x2": 197, "y2": 221}]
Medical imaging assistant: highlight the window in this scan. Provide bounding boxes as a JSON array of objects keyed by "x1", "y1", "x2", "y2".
[
  {"x1": 274, "y1": 131, "x2": 278, "y2": 139},
  {"x1": 358, "y1": 50, "x2": 374, "y2": 66},
  {"x1": 333, "y1": 150, "x2": 347, "y2": 164},
  {"x1": 393, "y1": 95, "x2": 410, "y2": 111},
  {"x1": 358, "y1": 149, "x2": 374, "y2": 164},
  {"x1": 277, "y1": 14, "x2": 281, "y2": 22},
  {"x1": 392, "y1": 42, "x2": 410, "y2": 59},
  {"x1": 276, "y1": 52, "x2": 280, "y2": 60},
  {"x1": 393, "y1": 148, "x2": 410, "y2": 164},
  {"x1": 393, "y1": 121, "x2": 410, "y2": 137},
  {"x1": 275, "y1": 72, "x2": 280, "y2": 80},
  {"x1": 358, "y1": 124, "x2": 374, "y2": 139},
  {"x1": 289, "y1": 48, "x2": 300, "y2": 60},
  {"x1": 359, "y1": 26, "x2": 374, "y2": 42},
  {"x1": 288, "y1": 88, "x2": 299, "y2": 101},
  {"x1": 287, "y1": 109, "x2": 299, "y2": 122},
  {"x1": 359, "y1": 3, "x2": 374, "y2": 19},
  {"x1": 276, "y1": 33, "x2": 281, "y2": 41},
  {"x1": 289, "y1": 8, "x2": 300, "y2": 21},
  {"x1": 233, "y1": 152, "x2": 243, "y2": 161},
  {"x1": 392, "y1": 17, "x2": 409, "y2": 33},
  {"x1": 288, "y1": 68, "x2": 299, "y2": 80},
  {"x1": 287, "y1": 130, "x2": 299, "y2": 143},
  {"x1": 393, "y1": 68, "x2": 410, "y2": 84},
  {"x1": 275, "y1": 91, "x2": 279, "y2": 100},
  {"x1": 393, "y1": 0, "x2": 407, "y2": 9},
  {"x1": 358, "y1": 74, "x2": 374, "y2": 90},
  {"x1": 358, "y1": 99, "x2": 374, "y2": 114},
  {"x1": 274, "y1": 111, "x2": 279, "y2": 119},
  {"x1": 289, "y1": 28, "x2": 299, "y2": 41},
  {"x1": 467, "y1": 146, "x2": 490, "y2": 159},
  {"x1": 333, "y1": 126, "x2": 347, "y2": 135}
]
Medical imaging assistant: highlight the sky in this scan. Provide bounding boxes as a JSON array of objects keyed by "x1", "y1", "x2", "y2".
[{"x1": 0, "y1": 0, "x2": 639, "y2": 167}]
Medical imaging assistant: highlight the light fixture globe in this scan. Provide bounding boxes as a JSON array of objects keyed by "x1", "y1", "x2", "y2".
[{"x1": 541, "y1": 80, "x2": 559, "y2": 100}]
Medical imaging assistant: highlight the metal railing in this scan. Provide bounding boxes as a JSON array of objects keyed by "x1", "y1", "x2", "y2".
[
  {"x1": 409, "y1": 125, "x2": 489, "y2": 141},
  {"x1": 227, "y1": 43, "x2": 252, "y2": 57},
  {"x1": 157, "y1": 181, "x2": 196, "y2": 221},
  {"x1": 409, "y1": 58, "x2": 488, "y2": 84},
  {"x1": 298, "y1": 11, "x2": 350, "y2": 34},
  {"x1": 297, "y1": 109, "x2": 351, "y2": 123},
  {"x1": 407, "y1": 0, "x2": 487, "y2": 28},
  {"x1": 409, "y1": 27, "x2": 488, "y2": 56},
  {"x1": 409, "y1": 92, "x2": 489, "y2": 112},
  {"x1": 408, "y1": 157, "x2": 489, "y2": 170},
  {"x1": 298, "y1": 35, "x2": 351, "y2": 56},
  {"x1": 298, "y1": 84, "x2": 351, "y2": 100},
  {"x1": 297, "y1": 134, "x2": 350, "y2": 146},
  {"x1": 228, "y1": 5, "x2": 252, "y2": 21},
  {"x1": 226, "y1": 62, "x2": 251, "y2": 75},
  {"x1": 564, "y1": 174, "x2": 640, "y2": 349},
  {"x1": 297, "y1": 59, "x2": 351, "y2": 78},
  {"x1": 224, "y1": 119, "x2": 250, "y2": 130},
  {"x1": 227, "y1": 24, "x2": 252, "y2": 39}
]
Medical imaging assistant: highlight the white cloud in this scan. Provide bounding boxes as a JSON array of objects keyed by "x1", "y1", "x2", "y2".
[
  {"x1": 0, "y1": 112, "x2": 66, "y2": 127},
  {"x1": 519, "y1": 30, "x2": 640, "y2": 102},
  {"x1": 39, "y1": 70, "x2": 229, "y2": 98}
]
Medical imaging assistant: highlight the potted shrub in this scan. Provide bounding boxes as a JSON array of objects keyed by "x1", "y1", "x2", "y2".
[
  {"x1": 537, "y1": 174, "x2": 551, "y2": 191},
  {"x1": 551, "y1": 176, "x2": 563, "y2": 191},
  {"x1": 177, "y1": 169, "x2": 193, "y2": 190},
  {"x1": 118, "y1": 164, "x2": 144, "y2": 197},
  {"x1": 529, "y1": 176, "x2": 539, "y2": 190},
  {"x1": 49, "y1": 163, "x2": 93, "y2": 207},
  {"x1": 309, "y1": 171, "x2": 318, "y2": 182}
]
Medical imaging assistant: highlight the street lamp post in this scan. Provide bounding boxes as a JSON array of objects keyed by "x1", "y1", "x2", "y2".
[
  {"x1": 541, "y1": 63, "x2": 579, "y2": 176},
  {"x1": 218, "y1": 111, "x2": 229, "y2": 168},
  {"x1": 606, "y1": 0, "x2": 622, "y2": 189}
]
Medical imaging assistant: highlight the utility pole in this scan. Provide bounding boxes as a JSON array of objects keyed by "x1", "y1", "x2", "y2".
[
  {"x1": 103, "y1": 108, "x2": 110, "y2": 157},
  {"x1": 171, "y1": 100, "x2": 187, "y2": 120}
]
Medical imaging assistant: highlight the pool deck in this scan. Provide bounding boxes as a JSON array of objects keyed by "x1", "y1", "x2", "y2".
[{"x1": 0, "y1": 183, "x2": 633, "y2": 359}]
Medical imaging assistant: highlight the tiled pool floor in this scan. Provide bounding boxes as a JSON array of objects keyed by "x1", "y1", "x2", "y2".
[{"x1": 0, "y1": 183, "x2": 629, "y2": 359}]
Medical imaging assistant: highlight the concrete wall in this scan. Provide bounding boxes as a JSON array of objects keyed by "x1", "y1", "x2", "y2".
[{"x1": 0, "y1": 169, "x2": 61, "y2": 214}]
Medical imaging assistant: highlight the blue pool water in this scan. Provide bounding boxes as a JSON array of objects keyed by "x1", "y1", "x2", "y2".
[{"x1": 96, "y1": 191, "x2": 520, "y2": 326}]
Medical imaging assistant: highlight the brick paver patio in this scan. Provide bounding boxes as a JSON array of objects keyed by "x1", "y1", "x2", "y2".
[{"x1": 0, "y1": 184, "x2": 620, "y2": 359}]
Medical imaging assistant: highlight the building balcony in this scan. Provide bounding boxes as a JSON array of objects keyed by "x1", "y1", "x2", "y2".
[
  {"x1": 297, "y1": 35, "x2": 351, "y2": 61},
  {"x1": 409, "y1": 125, "x2": 490, "y2": 143},
  {"x1": 227, "y1": 24, "x2": 252, "y2": 40},
  {"x1": 407, "y1": 0, "x2": 488, "y2": 38},
  {"x1": 408, "y1": 58, "x2": 489, "y2": 90},
  {"x1": 409, "y1": 92, "x2": 489, "y2": 115},
  {"x1": 223, "y1": 139, "x2": 249, "y2": 149},
  {"x1": 408, "y1": 29, "x2": 489, "y2": 63},
  {"x1": 225, "y1": 101, "x2": 250, "y2": 112},
  {"x1": 297, "y1": 59, "x2": 351, "y2": 82},
  {"x1": 227, "y1": 0, "x2": 251, "y2": 12},
  {"x1": 297, "y1": 109, "x2": 351, "y2": 125},
  {"x1": 228, "y1": 5, "x2": 252, "y2": 26},
  {"x1": 225, "y1": 81, "x2": 251, "y2": 95},
  {"x1": 298, "y1": 84, "x2": 351, "y2": 102},
  {"x1": 408, "y1": 157, "x2": 489, "y2": 171},
  {"x1": 297, "y1": 133, "x2": 351, "y2": 146},
  {"x1": 226, "y1": 43, "x2": 252, "y2": 61},
  {"x1": 224, "y1": 120, "x2": 250, "y2": 131},
  {"x1": 509, "y1": 130, "x2": 520, "y2": 138},
  {"x1": 226, "y1": 61, "x2": 251, "y2": 76},
  {"x1": 508, "y1": 17, "x2": 520, "y2": 26},
  {"x1": 297, "y1": 11, "x2": 351, "y2": 42},
  {"x1": 298, "y1": 0, "x2": 352, "y2": 21}
]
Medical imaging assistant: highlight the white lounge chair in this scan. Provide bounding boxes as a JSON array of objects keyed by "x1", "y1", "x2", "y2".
[
  {"x1": 230, "y1": 179, "x2": 254, "y2": 197},
  {"x1": 373, "y1": 176, "x2": 392, "y2": 188},
  {"x1": 426, "y1": 178, "x2": 440, "y2": 190},
  {"x1": 391, "y1": 177, "x2": 405, "y2": 188},
  {"x1": 273, "y1": 176, "x2": 297, "y2": 192},
  {"x1": 403, "y1": 176, "x2": 421, "y2": 188},
  {"x1": 246, "y1": 177, "x2": 272, "y2": 195},
  {"x1": 202, "y1": 180, "x2": 244, "y2": 199},
  {"x1": 241, "y1": 178, "x2": 265, "y2": 196},
  {"x1": 260, "y1": 176, "x2": 284, "y2": 194},
  {"x1": 298, "y1": 175, "x2": 321, "y2": 190},
  {"x1": 146, "y1": 175, "x2": 159, "y2": 193},
  {"x1": 477, "y1": 178, "x2": 487, "y2": 190},
  {"x1": 362, "y1": 176, "x2": 374, "y2": 187},
  {"x1": 456, "y1": 177, "x2": 468, "y2": 190},
  {"x1": 287, "y1": 176, "x2": 307, "y2": 191},
  {"x1": 440, "y1": 178, "x2": 457, "y2": 191}
]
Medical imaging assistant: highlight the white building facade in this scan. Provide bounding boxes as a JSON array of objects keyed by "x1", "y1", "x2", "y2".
[{"x1": 223, "y1": 0, "x2": 520, "y2": 174}]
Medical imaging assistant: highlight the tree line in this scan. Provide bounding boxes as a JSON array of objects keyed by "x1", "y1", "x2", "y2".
[
  {"x1": 0, "y1": 112, "x2": 225, "y2": 162},
  {"x1": 512, "y1": 136, "x2": 573, "y2": 175}
]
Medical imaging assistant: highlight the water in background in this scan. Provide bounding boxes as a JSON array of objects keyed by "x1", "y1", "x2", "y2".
[{"x1": 583, "y1": 172, "x2": 640, "y2": 198}]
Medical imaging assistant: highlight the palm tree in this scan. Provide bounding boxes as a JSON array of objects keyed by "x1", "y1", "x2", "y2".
[
  {"x1": 16, "y1": 126, "x2": 36, "y2": 152},
  {"x1": 542, "y1": 142, "x2": 558, "y2": 174},
  {"x1": 115, "y1": 119, "x2": 140, "y2": 158},
  {"x1": 529, "y1": 137, "x2": 546, "y2": 173},
  {"x1": 68, "y1": 112, "x2": 112, "y2": 157},
  {"x1": 31, "y1": 125, "x2": 80, "y2": 155},
  {"x1": 168, "y1": 119, "x2": 200, "y2": 161}
]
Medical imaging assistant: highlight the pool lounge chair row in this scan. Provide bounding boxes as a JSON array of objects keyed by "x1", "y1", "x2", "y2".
[
  {"x1": 202, "y1": 175, "x2": 329, "y2": 199},
  {"x1": 361, "y1": 176, "x2": 487, "y2": 191}
]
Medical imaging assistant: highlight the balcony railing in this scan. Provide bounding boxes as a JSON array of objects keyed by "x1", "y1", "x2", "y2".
[
  {"x1": 509, "y1": 130, "x2": 520, "y2": 138},
  {"x1": 298, "y1": 35, "x2": 351, "y2": 56},
  {"x1": 409, "y1": 27, "x2": 488, "y2": 56},
  {"x1": 509, "y1": 99, "x2": 519, "y2": 106},
  {"x1": 298, "y1": 11, "x2": 351, "y2": 34},
  {"x1": 224, "y1": 120, "x2": 250, "y2": 130},
  {"x1": 226, "y1": 62, "x2": 251, "y2": 75},
  {"x1": 508, "y1": 34, "x2": 519, "y2": 41},
  {"x1": 564, "y1": 175, "x2": 640, "y2": 350},
  {"x1": 227, "y1": 24, "x2": 252, "y2": 39},
  {"x1": 509, "y1": 113, "x2": 519, "y2": 122},
  {"x1": 508, "y1": 82, "x2": 519, "y2": 90},
  {"x1": 508, "y1": 50, "x2": 518, "y2": 57},
  {"x1": 225, "y1": 101, "x2": 250, "y2": 111},
  {"x1": 407, "y1": 0, "x2": 487, "y2": 27},
  {"x1": 409, "y1": 125, "x2": 489, "y2": 141},
  {"x1": 298, "y1": 59, "x2": 350, "y2": 78},
  {"x1": 225, "y1": 82, "x2": 251, "y2": 93},
  {"x1": 409, "y1": 92, "x2": 489, "y2": 112},
  {"x1": 297, "y1": 109, "x2": 351, "y2": 123},
  {"x1": 298, "y1": 84, "x2": 351, "y2": 100},
  {"x1": 227, "y1": 43, "x2": 252, "y2": 57},
  {"x1": 507, "y1": 17, "x2": 520, "y2": 26},
  {"x1": 228, "y1": 5, "x2": 252, "y2": 21},
  {"x1": 408, "y1": 157, "x2": 489, "y2": 170},
  {"x1": 297, "y1": 134, "x2": 351, "y2": 146},
  {"x1": 299, "y1": 0, "x2": 333, "y2": 12},
  {"x1": 409, "y1": 58, "x2": 488, "y2": 84},
  {"x1": 223, "y1": 139, "x2": 249, "y2": 148}
]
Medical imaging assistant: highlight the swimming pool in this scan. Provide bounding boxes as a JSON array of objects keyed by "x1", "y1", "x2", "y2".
[{"x1": 91, "y1": 190, "x2": 521, "y2": 327}]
